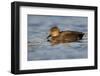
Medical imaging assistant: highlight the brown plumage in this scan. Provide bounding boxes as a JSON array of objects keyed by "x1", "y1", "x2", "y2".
[{"x1": 47, "y1": 26, "x2": 84, "y2": 45}]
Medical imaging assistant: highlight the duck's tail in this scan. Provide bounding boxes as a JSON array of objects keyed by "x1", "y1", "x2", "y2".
[{"x1": 79, "y1": 33, "x2": 85, "y2": 40}]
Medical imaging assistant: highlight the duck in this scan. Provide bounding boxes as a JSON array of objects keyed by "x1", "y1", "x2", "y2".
[{"x1": 47, "y1": 26, "x2": 84, "y2": 45}]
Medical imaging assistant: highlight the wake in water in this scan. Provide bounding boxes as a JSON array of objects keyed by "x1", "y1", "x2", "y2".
[{"x1": 28, "y1": 31, "x2": 87, "y2": 61}]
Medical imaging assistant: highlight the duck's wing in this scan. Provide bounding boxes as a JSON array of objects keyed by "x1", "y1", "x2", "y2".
[{"x1": 60, "y1": 31, "x2": 84, "y2": 40}]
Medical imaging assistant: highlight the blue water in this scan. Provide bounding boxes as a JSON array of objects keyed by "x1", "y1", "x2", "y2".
[{"x1": 28, "y1": 15, "x2": 88, "y2": 61}]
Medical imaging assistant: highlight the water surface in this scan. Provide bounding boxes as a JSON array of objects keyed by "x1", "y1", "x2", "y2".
[{"x1": 28, "y1": 15, "x2": 88, "y2": 61}]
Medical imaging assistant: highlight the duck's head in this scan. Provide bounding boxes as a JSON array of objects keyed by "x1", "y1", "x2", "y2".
[{"x1": 50, "y1": 26, "x2": 60, "y2": 37}]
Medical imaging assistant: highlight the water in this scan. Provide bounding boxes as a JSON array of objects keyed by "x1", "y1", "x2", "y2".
[{"x1": 28, "y1": 15, "x2": 88, "y2": 61}]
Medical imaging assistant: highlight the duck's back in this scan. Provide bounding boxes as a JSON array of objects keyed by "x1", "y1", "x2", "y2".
[{"x1": 60, "y1": 31, "x2": 84, "y2": 42}]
